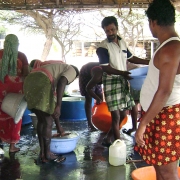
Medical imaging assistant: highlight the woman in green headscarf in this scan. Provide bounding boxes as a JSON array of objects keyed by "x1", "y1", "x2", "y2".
[{"x1": 0, "y1": 34, "x2": 29, "y2": 153}]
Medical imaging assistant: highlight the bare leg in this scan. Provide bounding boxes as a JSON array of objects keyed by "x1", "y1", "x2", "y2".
[
  {"x1": 85, "y1": 94, "x2": 96, "y2": 131},
  {"x1": 154, "y1": 161, "x2": 179, "y2": 180},
  {"x1": 125, "y1": 105, "x2": 137, "y2": 135},
  {"x1": 111, "y1": 110, "x2": 121, "y2": 140},
  {"x1": 42, "y1": 115, "x2": 53, "y2": 160},
  {"x1": 33, "y1": 109, "x2": 45, "y2": 160},
  {"x1": 102, "y1": 110, "x2": 126, "y2": 146},
  {"x1": 9, "y1": 143, "x2": 20, "y2": 153}
]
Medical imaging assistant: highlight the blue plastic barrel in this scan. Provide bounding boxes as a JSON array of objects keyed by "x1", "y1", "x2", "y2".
[
  {"x1": 60, "y1": 97, "x2": 87, "y2": 121},
  {"x1": 22, "y1": 108, "x2": 32, "y2": 125}
]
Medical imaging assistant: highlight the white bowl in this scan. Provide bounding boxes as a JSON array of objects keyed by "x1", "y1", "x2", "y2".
[{"x1": 50, "y1": 131, "x2": 79, "y2": 154}]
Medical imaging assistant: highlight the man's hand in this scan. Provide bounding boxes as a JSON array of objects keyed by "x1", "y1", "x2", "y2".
[{"x1": 122, "y1": 71, "x2": 133, "y2": 80}]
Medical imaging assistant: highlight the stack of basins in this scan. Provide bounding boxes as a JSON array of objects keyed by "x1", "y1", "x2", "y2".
[{"x1": 129, "y1": 66, "x2": 149, "y2": 91}]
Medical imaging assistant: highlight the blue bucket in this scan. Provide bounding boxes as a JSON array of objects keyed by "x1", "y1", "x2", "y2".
[
  {"x1": 60, "y1": 97, "x2": 86, "y2": 121},
  {"x1": 22, "y1": 108, "x2": 32, "y2": 125},
  {"x1": 129, "y1": 75, "x2": 146, "y2": 90},
  {"x1": 130, "y1": 66, "x2": 148, "y2": 76}
]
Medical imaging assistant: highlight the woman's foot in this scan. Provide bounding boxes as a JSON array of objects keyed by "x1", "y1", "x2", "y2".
[
  {"x1": 9, "y1": 146, "x2": 20, "y2": 153},
  {"x1": 42, "y1": 153, "x2": 66, "y2": 163}
]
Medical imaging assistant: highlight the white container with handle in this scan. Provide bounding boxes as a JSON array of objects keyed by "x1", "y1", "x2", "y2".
[{"x1": 109, "y1": 139, "x2": 126, "y2": 166}]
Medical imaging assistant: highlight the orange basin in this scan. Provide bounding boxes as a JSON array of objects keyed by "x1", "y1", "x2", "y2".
[{"x1": 131, "y1": 166, "x2": 180, "y2": 180}]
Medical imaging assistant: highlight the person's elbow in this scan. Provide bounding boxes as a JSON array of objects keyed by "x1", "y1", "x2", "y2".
[{"x1": 158, "y1": 87, "x2": 172, "y2": 99}]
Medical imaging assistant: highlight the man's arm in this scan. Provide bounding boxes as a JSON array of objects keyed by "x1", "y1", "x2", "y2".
[
  {"x1": 128, "y1": 56, "x2": 150, "y2": 65},
  {"x1": 101, "y1": 65, "x2": 131, "y2": 80}
]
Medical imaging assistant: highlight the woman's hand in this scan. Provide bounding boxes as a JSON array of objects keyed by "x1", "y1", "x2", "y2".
[
  {"x1": 135, "y1": 123, "x2": 146, "y2": 147},
  {"x1": 53, "y1": 105, "x2": 61, "y2": 119}
]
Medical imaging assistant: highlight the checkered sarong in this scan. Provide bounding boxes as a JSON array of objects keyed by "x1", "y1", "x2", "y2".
[{"x1": 102, "y1": 73, "x2": 135, "y2": 111}]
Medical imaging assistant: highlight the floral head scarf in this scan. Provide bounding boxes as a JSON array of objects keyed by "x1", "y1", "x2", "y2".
[{"x1": 0, "y1": 34, "x2": 19, "y2": 83}]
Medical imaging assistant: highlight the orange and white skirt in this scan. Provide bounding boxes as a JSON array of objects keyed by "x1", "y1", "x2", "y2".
[{"x1": 134, "y1": 104, "x2": 180, "y2": 166}]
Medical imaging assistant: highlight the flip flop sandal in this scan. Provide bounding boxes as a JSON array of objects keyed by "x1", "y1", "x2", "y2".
[
  {"x1": 40, "y1": 156, "x2": 65, "y2": 164},
  {"x1": 53, "y1": 156, "x2": 66, "y2": 163},
  {"x1": 122, "y1": 129, "x2": 132, "y2": 136}
]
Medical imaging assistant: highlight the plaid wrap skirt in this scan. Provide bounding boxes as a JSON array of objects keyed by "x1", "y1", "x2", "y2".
[
  {"x1": 134, "y1": 104, "x2": 180, "y2": 166},
  {"x1": 102, "y1": 73, "x2": 135, "y2": 111}
]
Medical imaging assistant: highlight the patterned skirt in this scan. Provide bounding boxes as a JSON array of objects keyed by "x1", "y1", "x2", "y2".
[
  {"x1": 134, "y1": 104, "x2": 180, "y2": 166},
  {"x1": 102, "y1": 73, "x2": 135, "y2": 111},
  {"x1": 23, "y1": 72, "x2": 55, "y2": 114}
]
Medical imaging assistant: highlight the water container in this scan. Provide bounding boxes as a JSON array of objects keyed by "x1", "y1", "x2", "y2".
[{"x1": 109, "y1": 139, "x2": 126, "y2": 166}]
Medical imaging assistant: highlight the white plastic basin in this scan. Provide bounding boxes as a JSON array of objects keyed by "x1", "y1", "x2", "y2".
[{"x1": 50, "y1": 131, "x2": 79, "y2": 154}]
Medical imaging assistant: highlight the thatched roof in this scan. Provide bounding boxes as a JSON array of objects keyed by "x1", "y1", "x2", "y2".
[{"x1": 0, "y1": 0, "x2": 151, "y2": 10}]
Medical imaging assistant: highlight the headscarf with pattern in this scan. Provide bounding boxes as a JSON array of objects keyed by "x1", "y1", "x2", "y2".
[{"x1": 0, "y1": 34, "x2": 19, "y2": 83}]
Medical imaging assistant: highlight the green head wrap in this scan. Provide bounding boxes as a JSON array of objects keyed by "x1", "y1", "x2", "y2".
[{"x1": 0, "y1": 34, "x2": 19, "y2": 83}]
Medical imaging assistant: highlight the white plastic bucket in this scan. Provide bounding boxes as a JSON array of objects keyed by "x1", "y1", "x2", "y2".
[{"x1": 1, "y1": 93, "x2": 27, "y2": 124}]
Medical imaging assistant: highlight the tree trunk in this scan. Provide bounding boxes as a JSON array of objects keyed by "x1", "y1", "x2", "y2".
[{"x1": 41, "y1": 36, "x2": 53, "y2": 61}]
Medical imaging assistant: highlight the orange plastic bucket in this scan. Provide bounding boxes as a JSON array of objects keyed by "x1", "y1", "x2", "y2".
[
  {"x1": 92, "y1": 102, "x2": 127, "y2": 132},
  {"x1": 131, "y1": 166, "x2": 180, "y2": 180}
]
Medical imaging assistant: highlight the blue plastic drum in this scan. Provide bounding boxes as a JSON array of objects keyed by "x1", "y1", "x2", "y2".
[
  {"x1": 22, "y1": 108, "x2": 32, "y2": 125},
  {"x1": 60, "y1": 97, "x2": 87, "y2": 121}
]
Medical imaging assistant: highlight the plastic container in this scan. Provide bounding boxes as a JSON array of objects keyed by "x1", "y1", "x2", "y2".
[
  {"x1": 1, "y1": 93, "x2": 27, "y2": 124},
  {"x1": 29, "y1": 113, "x2": 38, "y2": 129},
  {"x1": 129, "y1": 66, "x2": 148, "y2": 76},
  {"x1": 131, "y1": 166, "x2": 180, "y2": 180},
  {"x1": 60, "y1": 97, "x2": 86, "y2": 121},
  {"x1": 109, "y1": 139, "x2": 126, "y2": 166},
  {"x1": 50, "y1": 131, "x2": 79, "y2": 154},
  {"x1": 22, "y1": 108, "x2": 32, "y2": 125},
  {"x1": 92, "y1": 102, "x2": 128, "y2": 132},
  {"x1": 129, "y1": 75, "x2": 146, "y2": 90}
]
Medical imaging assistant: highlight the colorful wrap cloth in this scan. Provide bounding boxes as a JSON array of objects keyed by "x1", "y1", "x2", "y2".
[
  {"x1": 102, "y1": 73, "x2": 135, "y2": 111},
  {"x1": 23, "y1": 71, "x2": 55, "y2": 114},
  {"x1": 134, "y1": 104, "x2": 180, "y2": 166},
  {"x1": 33, "y1": 60, "x2": 64, "y2": 69},
  {"x1": 0, "y1": 59, "x2": 23, "y2": 144}
]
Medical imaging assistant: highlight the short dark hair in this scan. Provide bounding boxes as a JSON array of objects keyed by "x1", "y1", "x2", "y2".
[
  {"x1": 101, "y1": 16, "x2": 118, "y2": 29},
  {"x1": 146, "y1": 0, "x2": 175, "y2": 26}
]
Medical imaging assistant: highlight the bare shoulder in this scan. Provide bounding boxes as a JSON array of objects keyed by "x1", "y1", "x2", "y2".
[{"x1": 159, "y1": 40, "x2": 180, "y2": 61}]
